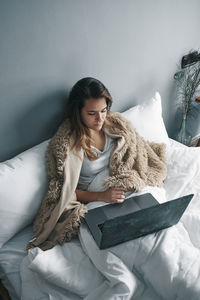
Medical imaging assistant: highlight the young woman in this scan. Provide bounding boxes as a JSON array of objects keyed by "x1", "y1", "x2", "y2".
[
  {"x1": 68, "y1": 77, "x2": 126, "y2": 204},
  {"x1": 27, "y1": 77, "x2": 167, "y2": 251}
]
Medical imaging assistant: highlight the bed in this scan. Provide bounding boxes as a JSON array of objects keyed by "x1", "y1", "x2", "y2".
[{"x1": 0, "y1": 92, "x2": 200, "y2": 300}]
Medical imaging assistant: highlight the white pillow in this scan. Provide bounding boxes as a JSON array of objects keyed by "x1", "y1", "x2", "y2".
[
  {"x1": 121, "y1": 92, "x2": 169, "y2": 144},
  {"x1": 165, "y1": 139, "x2": 200, "y2": 201},
  {"x1": 0, "y1": 140, "x2": 48, "y2": 247}
]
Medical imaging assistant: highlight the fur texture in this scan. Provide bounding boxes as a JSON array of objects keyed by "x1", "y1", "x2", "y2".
[
  {"x1": 27, "y1": 112, "x2": 167, "y2": 251},
  {"x1": 103, "y1": 112, "x2": 167, "y2": 191}
]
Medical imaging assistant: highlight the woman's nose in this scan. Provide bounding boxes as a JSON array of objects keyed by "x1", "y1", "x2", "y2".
[{"x1": 96, "y1": 113, "x2": 101, "y2": 121}]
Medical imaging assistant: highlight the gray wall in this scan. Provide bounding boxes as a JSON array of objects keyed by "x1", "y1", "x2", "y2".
[{"x1": 0, "y1": 0, "x2": 200, "y2": 161}]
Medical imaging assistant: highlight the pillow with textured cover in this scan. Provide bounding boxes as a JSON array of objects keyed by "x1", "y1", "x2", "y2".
[
  {"x1": 122, "y1": 92, "x2": 169, "y2": 144},
  {"x1": 0, "y1": 141, "x2": 48, "y2": 248}
]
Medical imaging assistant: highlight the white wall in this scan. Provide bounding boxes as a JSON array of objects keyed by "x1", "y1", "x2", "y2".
[{"x1": 0, "y1": 0, "x2": 199, "y2": 160}]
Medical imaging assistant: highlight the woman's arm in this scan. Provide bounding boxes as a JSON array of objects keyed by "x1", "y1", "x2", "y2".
[{"x1": 76, "y1": 187, "x2": 125, "y2": 204}]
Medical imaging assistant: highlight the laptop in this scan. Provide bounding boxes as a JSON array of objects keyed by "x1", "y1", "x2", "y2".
[{"x1": 85, "y1": 193, "x2": 193, "y2": 249}]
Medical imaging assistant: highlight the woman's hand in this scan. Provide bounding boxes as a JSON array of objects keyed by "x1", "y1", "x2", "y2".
[
  {"x1": 102, "y1": 187, "x2": 125, "y2": 203},
  {"x1": 76, "y1": 187, "x2": 125, "y2": 204}
]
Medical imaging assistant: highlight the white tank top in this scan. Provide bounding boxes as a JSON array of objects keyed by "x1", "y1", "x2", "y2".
[{"x1": 77, "y1": 134, "x2": 116, "y2": 191}]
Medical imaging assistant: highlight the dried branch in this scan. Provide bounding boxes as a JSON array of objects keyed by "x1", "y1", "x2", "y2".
[{"x1": 176, "y1": 61, "x2": 200, "y2": 120}]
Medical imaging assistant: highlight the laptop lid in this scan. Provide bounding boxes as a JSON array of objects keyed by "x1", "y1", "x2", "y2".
[{"x1": 85, "y1": 193, "x2": 193, "y2": 249}]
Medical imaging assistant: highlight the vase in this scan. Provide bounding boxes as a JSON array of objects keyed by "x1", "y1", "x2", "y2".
[{"x1": 177, "y1": 118, "x2": 191, "y2": 146}]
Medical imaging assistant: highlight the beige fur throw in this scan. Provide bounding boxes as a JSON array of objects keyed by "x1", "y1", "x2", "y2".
[{"x1": 27, "y1": 112, "x2": 167, "y2": 251}]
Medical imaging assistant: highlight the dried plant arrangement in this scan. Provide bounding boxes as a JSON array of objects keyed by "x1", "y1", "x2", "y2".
[{"x1": 174, "y1": 51, "x2": 200, "y2": 145}]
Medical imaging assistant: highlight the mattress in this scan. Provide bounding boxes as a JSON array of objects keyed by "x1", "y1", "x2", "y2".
[{"x1": 0, "y1": 225, "x2": 33, "y2": 300}]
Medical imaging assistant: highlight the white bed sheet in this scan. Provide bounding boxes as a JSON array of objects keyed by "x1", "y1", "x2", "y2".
[
  {"x1": 20, "y1": 188, "x2": 166, "y2": 300},
  {"x1": 1, "y1": 139, "x2": 200, "y2": 300},
  {"x1": 0, "y1": 225, "x2": 33, "y2": 300},
  {"x1": 0, "y1": 226, "x2": 82, "y2": 300},
  {"x1": 0, "y1": 189, "x2": 165, "y2": 300},
  {"x1": 20, "y1": 193, "x2": 200, "y2": 300}
]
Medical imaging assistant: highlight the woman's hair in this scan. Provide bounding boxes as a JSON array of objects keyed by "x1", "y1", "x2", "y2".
[{"x1": 66, "y1": 77, "x2": 113, "y2": 160}]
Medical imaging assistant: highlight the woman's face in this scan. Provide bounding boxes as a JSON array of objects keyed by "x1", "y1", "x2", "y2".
[{"x1": 81, "y1": 97, "x2": 107, "y2": 132}]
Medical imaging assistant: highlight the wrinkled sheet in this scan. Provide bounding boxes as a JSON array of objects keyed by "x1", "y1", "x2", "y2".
[{"x1": 20, "y1": 140, "x2": 200, "y2": 300}]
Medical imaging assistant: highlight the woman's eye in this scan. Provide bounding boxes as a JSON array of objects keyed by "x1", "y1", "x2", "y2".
[{"x1": 87, "y1": 109, "x2": 107, "y2": 116}]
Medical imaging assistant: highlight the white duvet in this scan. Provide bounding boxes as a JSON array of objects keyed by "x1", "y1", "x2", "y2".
[{"x1": 20, "y1": 140, "x2": 200, "y2": 300}]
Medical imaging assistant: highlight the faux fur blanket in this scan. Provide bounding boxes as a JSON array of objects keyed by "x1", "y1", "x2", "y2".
[{"x1": 27, "y1": 112, "x2": 167, "y2": 251}]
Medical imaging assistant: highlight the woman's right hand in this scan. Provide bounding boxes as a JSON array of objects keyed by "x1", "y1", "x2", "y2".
[
  {"x1": 101, "y1": 187, "x2": 125, "y2": 203},
  {"x1": 76, "y1": 187, "x2": 125, "y2": 204}
]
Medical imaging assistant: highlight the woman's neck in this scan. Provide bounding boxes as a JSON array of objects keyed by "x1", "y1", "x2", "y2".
[
  {"x1": 90, "y1": 129, "x2": 103, "y2": 138},
  {"x1": 90, "y1": 129, "x2": 105, "y2": 152}
]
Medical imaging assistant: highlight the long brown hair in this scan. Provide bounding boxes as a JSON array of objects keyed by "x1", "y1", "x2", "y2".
[{"x1": 66, "y1": 77, "x2": 113, "y2": 160}]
